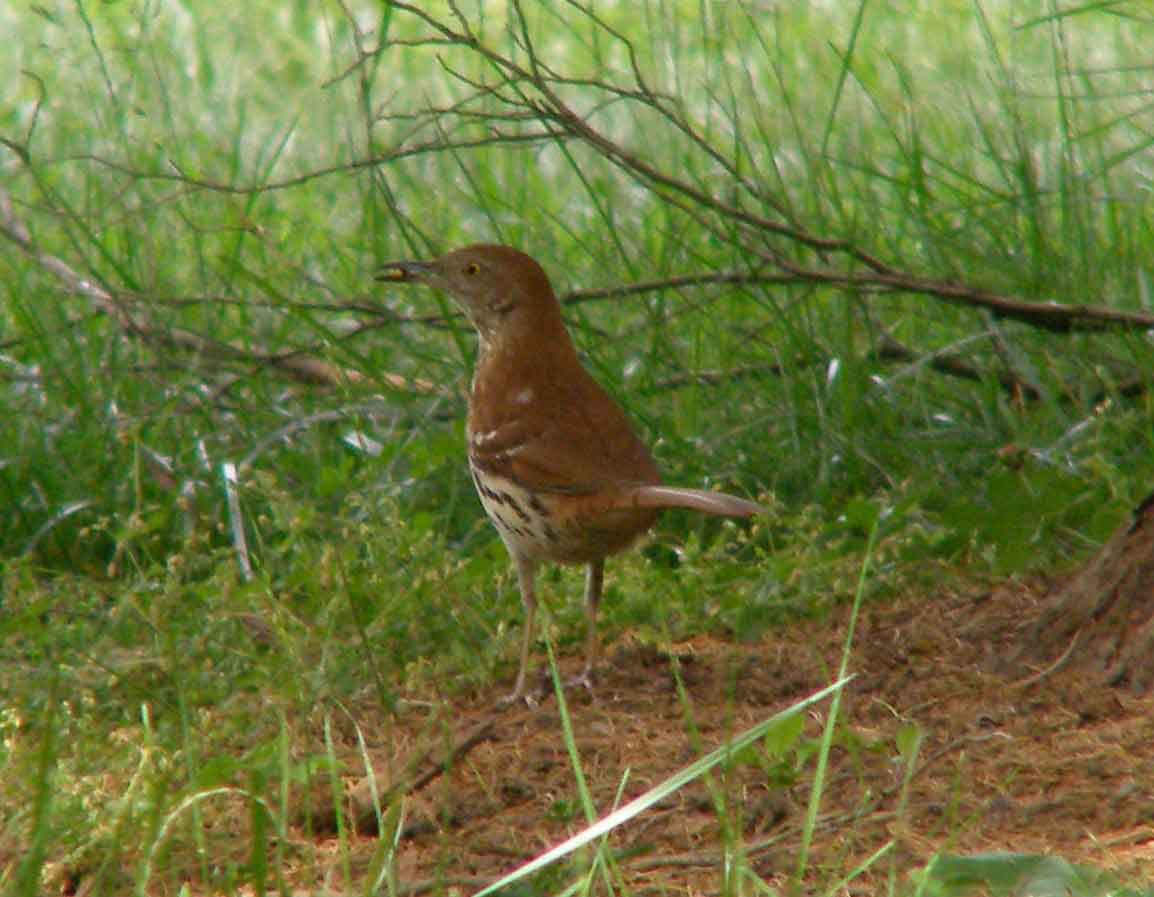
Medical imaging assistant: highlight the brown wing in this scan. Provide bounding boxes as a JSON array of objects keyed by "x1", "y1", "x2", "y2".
[{"x1": 468, "y1": 358, "x2": 661, "y2": 494}]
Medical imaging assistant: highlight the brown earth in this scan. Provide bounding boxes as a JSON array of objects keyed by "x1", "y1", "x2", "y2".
[{"x1": 305, "y1": 576, "x2": 1154, "y2": 894}]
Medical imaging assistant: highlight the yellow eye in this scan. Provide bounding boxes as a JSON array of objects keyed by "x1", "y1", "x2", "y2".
[{"x1": 464, "y1": 263, "x2": 481, "y2": 276}]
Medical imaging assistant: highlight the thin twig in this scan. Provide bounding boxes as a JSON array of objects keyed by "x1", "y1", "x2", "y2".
[
  {"x1": 0, "y1": 186, "x2": 437, "y2": 392},
  {"x1": 870, "y1": 325, "x2": 1043, "y2": 401},
  {"x1": 343, "y1": 717, "x2": 498, "y2": 832},
  {"x1": 376, "y1": 3, "x2": 1154, "y2": 336},
  {"x1": 1008, "y1": 629, "x2": 1083, "y2": 689}
]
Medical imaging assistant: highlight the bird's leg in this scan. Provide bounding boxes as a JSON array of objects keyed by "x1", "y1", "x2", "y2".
[
  {"x1": 569, "y1": 559, "x2": 605, "y2": 691},
  {"x1": 501, "y1": 554, "x2": 539, "y2": 705}
]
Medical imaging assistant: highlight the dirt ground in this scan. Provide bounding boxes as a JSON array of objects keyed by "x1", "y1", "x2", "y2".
[{"x1": 319, "y1": 577, "x2": 1154, "y2": 894}]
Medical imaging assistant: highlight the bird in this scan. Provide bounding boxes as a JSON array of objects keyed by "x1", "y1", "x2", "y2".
[{"x1": 378, "y1": 244, "x2": 761, "y2": 703}]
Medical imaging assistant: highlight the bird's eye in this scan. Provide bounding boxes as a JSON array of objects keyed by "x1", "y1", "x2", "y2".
[{"x1": 464, "y1": 263, "x2": 481, "y2": 276}]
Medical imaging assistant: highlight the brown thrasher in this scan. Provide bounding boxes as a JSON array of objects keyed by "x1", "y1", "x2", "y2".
[{"x1": 378, "y1": 245, "x2": 760, "y2": 702}]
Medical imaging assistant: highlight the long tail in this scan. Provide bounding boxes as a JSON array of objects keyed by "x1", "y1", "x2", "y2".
[{"x1": 628, "y1": 485, "x2": 762, "y2": 518}]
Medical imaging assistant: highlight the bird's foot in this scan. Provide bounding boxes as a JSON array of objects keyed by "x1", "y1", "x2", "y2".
[
  {"x1": 563, "y1": 667, "x2": 596, "y2": 693},
  {"x1": 494, "y1": 669, "x2": 548, "y2": 709},
  {"x1": 493, "y1": 666, "x2": 596, "y2": 709},
  {"x1": 495, "y1": 688, "x2": 538, "y2": 709}
]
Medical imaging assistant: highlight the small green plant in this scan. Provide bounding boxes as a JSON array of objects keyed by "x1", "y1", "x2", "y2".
[{"x1": 917, "y1": 852, "x2": 1149, "y2": 897}]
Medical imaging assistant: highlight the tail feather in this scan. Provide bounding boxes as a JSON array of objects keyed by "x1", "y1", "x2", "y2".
[{"x1": 629, "y1": 485, "x2": 762, "y2": 518}]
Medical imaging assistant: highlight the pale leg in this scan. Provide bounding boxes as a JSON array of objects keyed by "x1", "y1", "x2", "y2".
[
  {"x1": 503, "y1": 554, "x2": 539, "y2": 704},
  {"x1": 578, "y1": 559, "x2": 605, "y2": 685}
]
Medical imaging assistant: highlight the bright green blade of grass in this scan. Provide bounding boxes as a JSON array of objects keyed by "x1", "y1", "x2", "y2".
[{"x1": 474, "y1": 675, "x2": 853, "y2": 897}]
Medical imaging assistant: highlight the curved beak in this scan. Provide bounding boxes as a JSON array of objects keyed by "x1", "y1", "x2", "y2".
[{"x1": 375, "y1": 260, "x2": 435, "y2": 283}]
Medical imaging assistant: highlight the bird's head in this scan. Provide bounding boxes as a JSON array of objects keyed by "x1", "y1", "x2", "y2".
[{"x1": 378, "y1": 244, "x2": 561, "y2": 344}]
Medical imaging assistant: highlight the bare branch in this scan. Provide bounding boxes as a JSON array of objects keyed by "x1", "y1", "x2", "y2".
[
  {"x1": 373, "y1": 3, "x2": 1154, "y2": 340},
  {"x1": 61, "y1": 129, "x2": 564, "y2": 196},
  {"x1": 653, "y1": 363, "x2": 788, "y2": 391},
  {"x1": 561, "y1": 271, "x2": 794, "y2": 305},
  {"x1": 0, "y1": 186, "x2": 436, "y2": 393},
  {"x1": 870, "y1": 325, "x2": 1043, "y2": 401},
  {"x1": 771, "y1": 254, "x2": 1154, "y2": 332},
  {"x1": 567, "y1": 259, "x2": 1154, "y2": 335}
]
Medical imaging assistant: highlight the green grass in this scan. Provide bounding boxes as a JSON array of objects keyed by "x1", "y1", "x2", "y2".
[
  {"x1": 2, "y1": 0, "x2": 1151, "y2": 571},
  {"x1": 2, "y1": 0, "x2": 1153, "y2": 894}
]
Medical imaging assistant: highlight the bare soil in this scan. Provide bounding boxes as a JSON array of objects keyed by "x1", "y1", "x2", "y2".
[{"x1": 320, "y1": 577, "x2": 1154, "y2": 893}]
